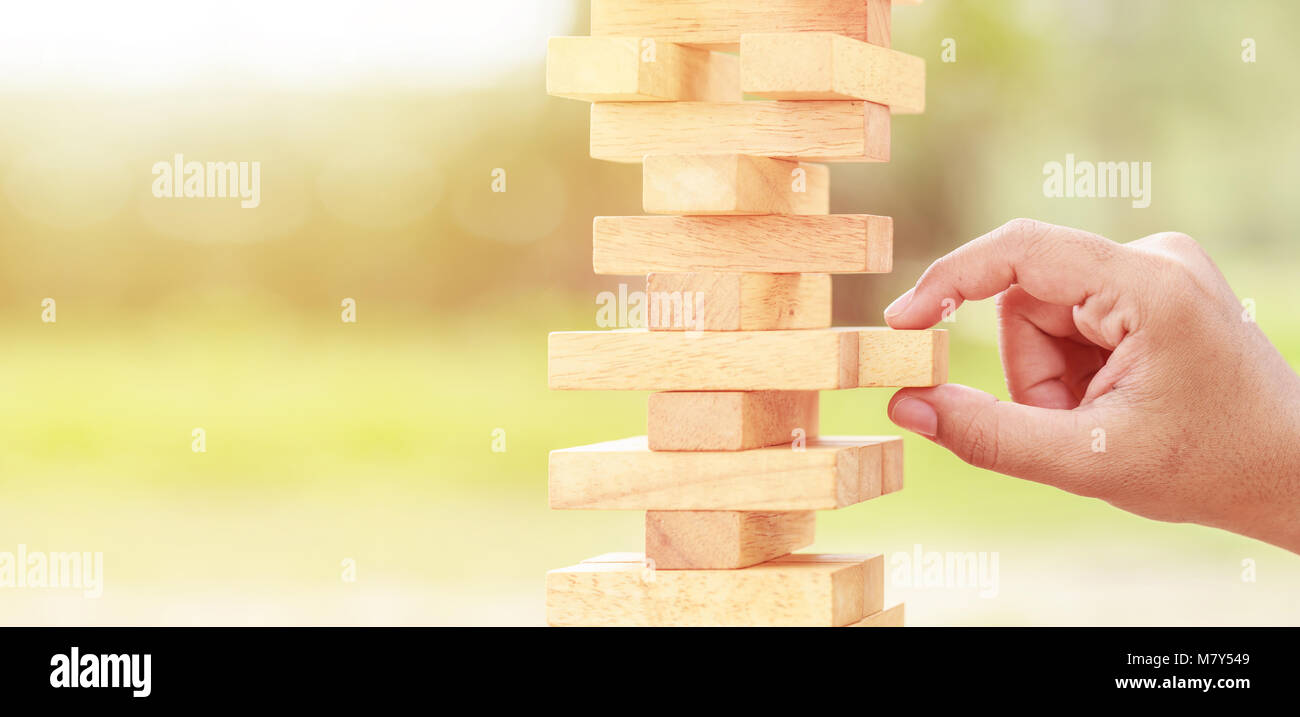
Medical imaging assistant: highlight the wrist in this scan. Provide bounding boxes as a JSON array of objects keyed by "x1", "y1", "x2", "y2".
[{"x1": 1237, "y1": 409, "x2": 1300, "y2": 554}]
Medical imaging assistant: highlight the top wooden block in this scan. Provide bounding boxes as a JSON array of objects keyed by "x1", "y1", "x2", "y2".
[
  {"x1": 546, "y1": 37, "x2": 740, "y2": 102},
  {"x1": 591, "y1": 0, "x2": 892, "y2": 51}
]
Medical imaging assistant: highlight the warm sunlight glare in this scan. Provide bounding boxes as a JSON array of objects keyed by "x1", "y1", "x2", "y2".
[{"x1": 0, "y1": 0, "x2": 575, "y2": 88}]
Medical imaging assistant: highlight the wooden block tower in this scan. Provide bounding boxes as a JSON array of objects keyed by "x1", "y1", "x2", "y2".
[{"x1": 544, "y1": 0, "x2": 944, "y2": 627}]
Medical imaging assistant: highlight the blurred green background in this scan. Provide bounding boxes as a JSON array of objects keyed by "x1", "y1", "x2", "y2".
[{"x1": 1, "y1": 0, "x2": 1297, "y2": 625}]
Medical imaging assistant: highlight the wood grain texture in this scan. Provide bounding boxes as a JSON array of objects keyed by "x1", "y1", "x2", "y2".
[
  {"x1": 547, "y1": 552, "x2": 882, "y2": 626},
  {"x1": 548, "y1": 435, "x2": 898, "y2": 510},
  {"x1": 548, "y1": 327, "x2": 860, "y2": 391},
  {"x1": 645, "y1": 273, "x2": 832, "y2": 331},
  {"x1": 590, "y1": 101, "x2": 890, "y2": 163},
  {"x1": 858, "y1": 328, "x2": 948, "y2": 387},
  {"x1": 868, "y1": 0, "x2": 892, "y2": 46},
  {"x1": 590, "y1": 0, "x2": 892, "y2": 51},
  {"x1": 550, "y1": 327, "x2": 942, "y2": 390},
  {"x1": 546, "y1": 36, "x2": 739, "y2": 102},
  {"x1": 647, "y1": 390, "x2": 819, "y2": 450},
  {"x1": 741, "y1": 33, "x2": 925, "y2": 114},
  {"x1": 847, "y1": 603, "x2": 905, "y2": 627},
  {"x1": 594, "y1": 215, "x2": 893, "y2": 275},
  {"x1": 642, "y1": 155, "x2": 828, "y2": 215},
  {"x1": 858, "y1": 434, "x2": 905, "y2": 495},
  {"x1": 645, "y1": 511, "x2": 815, "y2": 569}
]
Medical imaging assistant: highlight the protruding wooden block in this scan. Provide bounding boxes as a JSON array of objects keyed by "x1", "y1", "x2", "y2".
[
  {"x1": 647, "y1": 390, "x2": 818, "y2": 450},
  {"x1": 547, "y1": 552, "x2": 882, "y2": 626},
  {"x1": 548, "y1": 435, "x2": 897, "y2": 510},
  {"x1": 590, "y1": 101, "x2": 891, "y2": 163},
  {"x1": 594, "y1": 215, "x2": 893, "y2": 275},
  {"x1": 549, "y1": 328, "x2": 945, "y2": 390},
  {"x1": 645, "y1": 273, "x2": 831, "y2": 331},
  {"x1": 546, "y1": 37, "x2": 739, "y2": 102},
  {"x1": 642, "y1": 155, "x2": 828, "y2": 215},
  {"x1": 847, "y1": 603, "x2": 905, "y2": 627},
  {"x1": 645, "y1": 511, "x2": 815, "y2": 569},
  {"x1": 741, "y1": 33, "x2": 925, "y2": 114},
  {"x1": 549, "y1": 328, "x2": 860, "y2": 391},
  {"x1": 858, "y1": 328, "x2": 948, "y2": 387},
  {"x1": 590, "y1": 0, "x2": 892, "y2": 51}
]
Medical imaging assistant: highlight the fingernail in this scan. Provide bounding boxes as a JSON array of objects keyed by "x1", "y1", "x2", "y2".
[
  {"x1": 890, "y1": 397, "x2": 938, "y2": 437},
  {"x1": 884, "y1": 287, "x2": 916, "y2": 319}
]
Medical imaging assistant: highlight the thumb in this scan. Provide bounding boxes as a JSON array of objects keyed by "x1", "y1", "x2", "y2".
[{"x1": 887, "y1": 384, "x2": 1105, "y2": 491}]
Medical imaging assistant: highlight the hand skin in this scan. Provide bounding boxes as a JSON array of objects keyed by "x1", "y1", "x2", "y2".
[{"x1": 884, "y1": 218, "x2": 1300, "y2": 554}]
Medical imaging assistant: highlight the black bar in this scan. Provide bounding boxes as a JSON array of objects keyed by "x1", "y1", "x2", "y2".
[{"x1": 0, "y1": 627, "x2": 1288, "y2": 704}]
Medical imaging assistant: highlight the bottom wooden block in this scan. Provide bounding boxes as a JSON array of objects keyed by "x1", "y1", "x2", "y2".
[
  {"x1": 847, "y1": 603, "x2": 905, "y2": 627},
  {"x1": 547, "y1": 552, "x2": 883, "y2": 627},
  {"x1": 645, "y1": 510, "x2": 815, "y2": 569}
]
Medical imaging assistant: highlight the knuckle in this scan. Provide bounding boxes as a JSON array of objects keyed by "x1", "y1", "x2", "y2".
[
  {"x1": 1004, "y1": 217, "x2": 1045, "y2": 237},
  {"x1": 1002, "y1": 219, "x2": 1118, "y2": 268},
  {"x1": 1149, "y1": 247, "x2": 1211, "y2": 294},
  {"x1": 1154, "y1": 231, "x2": 1203, "y2": 255},
  {"x1": 1141, "y1": 232, "x2": 1211, "y2": 271},
  {"x1": 993, "y1": 218, "x2": 1048, "y2": 249}
]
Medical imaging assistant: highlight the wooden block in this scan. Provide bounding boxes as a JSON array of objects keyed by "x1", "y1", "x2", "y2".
[
  {"x1": 767, "y1": 553, "x2": 883, "y2": 621},
  {"x1": 547, "y1": 552, "x2": 882, "y2": 626},
  {"x1": 549, "y1": 328, "x2": 944, "y2": 390},
  {"x1": 590, "y1": 101, "x2": 890, "y2": 163},
  {"x1": 847, "y1": 603, "x2": 905, "y2": 627},
  {"x1": 548, "y1": 435, "x2": 897, "y2": 510},
  {"x1": 590, "y1": 0, "x2": 891, "y2": 51},
  {"x1": 642, "y1": 155, "x2": 828, "y2": 215},
  {"x1": 549, "y1": 328, "x2": 860, "y2": 391},
  {"x1": 594, "y1": 215, "x2": 893, "y2": 275},
  {"x1": 647, "y1": 390, "x2": 818, "y2": 450},
  {"x1": 741, "y1": 33, "x2": 925, "y2": 114},
  {"x1": 869, "y1": 0, "x2": 892, "y2": 46},
  {"x1": 860, "y1": 434, "x2": 905, "y2": 494},
  {"x1": 546, "y1": 37, "x2": 739, "y2": 102},
  {"x1": 858, "y1": 328, "x2": 948, "y2": 387},
  {"x1": 645, "y1": 273, "x2": 831, "y2": 331},
  {"x1": 645, "y1": 511, "x2": 815, "y2": 569}
]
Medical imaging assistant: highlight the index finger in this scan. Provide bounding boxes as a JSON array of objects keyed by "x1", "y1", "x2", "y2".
[{"x1": 884, "y1": 218, "x2": 1128, "y2": 329}]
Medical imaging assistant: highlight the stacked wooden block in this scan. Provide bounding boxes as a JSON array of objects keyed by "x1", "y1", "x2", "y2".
[{"x1": 545, "y1": 0, "x2": 943, "y2": 627}]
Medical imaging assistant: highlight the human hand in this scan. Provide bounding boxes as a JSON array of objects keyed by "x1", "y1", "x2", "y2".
[{"x1": 884, "y1": 218, "x2": 1300, "y2": 553}]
